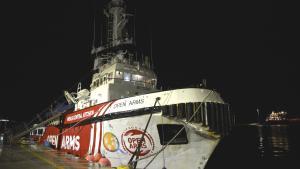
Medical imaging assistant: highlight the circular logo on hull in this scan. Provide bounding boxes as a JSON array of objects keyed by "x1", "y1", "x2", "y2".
[
  {"x1": 121, "y1": 128, "x2": 154, "y2": 156},
  {"x1": 103, "y1": 132, "x2": 119, "y2": 152}
]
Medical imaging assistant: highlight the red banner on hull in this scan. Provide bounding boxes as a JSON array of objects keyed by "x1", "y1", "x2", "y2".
[
  {"x1": 40, "y1": 101, "x2": 115, "y2": 158},
  {"x1": 39, "y1": 126, "x2": 60, "y2": 148},
  {"x1": 63, "y1": 102, "x2": 112, "y2": 125},
  {"x1": 60, "y1": 125, "x2": 92, "y2": 157}
]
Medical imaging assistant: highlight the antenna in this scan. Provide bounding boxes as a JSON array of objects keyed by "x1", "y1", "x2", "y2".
[
  {"x1": 150, "y1": 27, "x2": 154, "y2": 69},
  {"x1": 100, "y1": 22, "x2": 103, "y2": 46},
  {"x1": 99, "y1": 6, "x2": 103, "y2": 46},
  {"x1": 133, "y1": 9, "x2": 136, "y2": 45},
  {"x1": 92, "y1": 15, "x2": 96, "y2": 48}
]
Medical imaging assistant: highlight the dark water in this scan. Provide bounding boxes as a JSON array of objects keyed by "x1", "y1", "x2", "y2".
[{"x1": 206, "y1": 124, "x2": 300, "y2": 169}]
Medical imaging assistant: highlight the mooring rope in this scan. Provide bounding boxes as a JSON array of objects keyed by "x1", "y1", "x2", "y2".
[{"x1": 130, "y1": 90, "x2": 215, "y2": 169}]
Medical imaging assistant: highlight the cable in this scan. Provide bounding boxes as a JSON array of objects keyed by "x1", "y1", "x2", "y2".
[
  {"x1": 128, "y1": 97, "x2": 161, "y2": 168},
  {"x1": 159, "y1": 101, "x2": 166, "y2": 169},
  {"x1": 131, "y1": 90, "x2": 214, "y2": 168}
]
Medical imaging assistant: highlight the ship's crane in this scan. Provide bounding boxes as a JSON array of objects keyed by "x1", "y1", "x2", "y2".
[
  {"x1": 64, "y1": 82, "x2": 90, "y2": 105},
  {"x1": 64, "y1": 91, "x2": 77, "y2": 104}
]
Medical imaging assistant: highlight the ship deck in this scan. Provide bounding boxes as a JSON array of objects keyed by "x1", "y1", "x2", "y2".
[{"x1": 0, "y1": 144, "x2": 113, "y2": 169}]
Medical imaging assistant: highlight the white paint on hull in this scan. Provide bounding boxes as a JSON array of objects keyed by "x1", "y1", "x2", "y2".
[{"x1": 99, "y1": 112, "x2": 219, "y2": 169}]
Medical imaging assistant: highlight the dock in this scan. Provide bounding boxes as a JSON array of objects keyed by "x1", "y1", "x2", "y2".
[{"x1": 0, "y1": 144, "x2": 114, "y2": 169}]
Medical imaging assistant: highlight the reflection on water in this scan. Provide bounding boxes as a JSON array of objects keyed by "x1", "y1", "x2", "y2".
[
  {"x1": 0, "y1": 145, "x2": 2, "y2": 156},
  {"x1": 257, "y1": 125, "x2": 290, "y2": 158},
  {"x1": 206, "y1": 124, "x2": 300, "y2": 169}
]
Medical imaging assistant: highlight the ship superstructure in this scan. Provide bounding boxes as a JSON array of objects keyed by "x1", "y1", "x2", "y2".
[{"x1": 65, "y1": 0, "x2": 157, "y2": 111}]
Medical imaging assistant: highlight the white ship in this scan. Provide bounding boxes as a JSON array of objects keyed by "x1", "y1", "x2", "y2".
[{"x1": 39, "y1": 0, "x2": 235, "y2": 168}]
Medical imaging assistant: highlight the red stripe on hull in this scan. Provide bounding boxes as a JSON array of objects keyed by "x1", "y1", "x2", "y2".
[{"x1": 40, "y1": 101, "x2": 117, "y2": 158}]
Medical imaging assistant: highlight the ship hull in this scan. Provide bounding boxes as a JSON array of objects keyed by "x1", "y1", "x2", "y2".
[{"x1": 40, "y1": 88, "x2": 232, "y2": 169}]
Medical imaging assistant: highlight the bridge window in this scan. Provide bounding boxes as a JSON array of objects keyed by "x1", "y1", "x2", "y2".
[
  {"x1": 103, "y1": 75, "x2": 107, "y2": 84},
  {"x1": 115, "y1": 71, "x2": 123, "y2": 79},
  {"x1": 132, "y1": 74, "x2": 144, "y2": 81},
  {"x1": 93, "y1": 79, "x2": 100, "y2": 87},
  {"x1": 124, "y1": 72, "x2": 131, "y2": 81},
  {"x1": 96, "y1": 79, "x2": 99, "y2": 86},
  {"x1": 108, "y1": 72, "x2": 113, "y2": 81}
]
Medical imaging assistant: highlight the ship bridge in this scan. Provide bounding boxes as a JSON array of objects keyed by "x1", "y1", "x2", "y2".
[{"x1": 87, "y1": 53, "x2": 158, "y2": 108}]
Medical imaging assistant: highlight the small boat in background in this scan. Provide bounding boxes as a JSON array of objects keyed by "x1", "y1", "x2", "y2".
[
  {"x1": 264, "y1": 110, "x2": 300, "y2": 125},
  {"x1": 265, "y1": 111, "x2": 288, "y2": 125},
  {"x1": 265, "y1": 111, "x2": 288, "y2": 124}
]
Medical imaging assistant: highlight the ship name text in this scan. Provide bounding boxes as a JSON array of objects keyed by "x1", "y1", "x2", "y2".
[
  {"x1": 113, "y1": 98, "x2": 144, "y2": 110},
  {"x1": 61, "y1": 135, "x2": 80, "y2": 151},
  {"x1": 47, "y1": 135, "x2": 59, "y2": 148}
]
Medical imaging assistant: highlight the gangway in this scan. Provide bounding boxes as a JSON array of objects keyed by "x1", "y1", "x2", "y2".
[{"x1": 5, "y1": 100, "x2": 74, "y2": 144}]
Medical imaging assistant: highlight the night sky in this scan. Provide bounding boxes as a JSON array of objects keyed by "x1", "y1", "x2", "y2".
[{"x1": 0, "y1": 0, "x2": 298, "y2": 123}]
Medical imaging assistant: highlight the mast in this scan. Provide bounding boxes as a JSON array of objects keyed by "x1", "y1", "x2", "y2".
[
  {"x1": 106, "y1": 0, "x2": 129, "y2": 46},
  {"x1": 92, "y1": 0, "x2": 135, "y2": 71}
]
